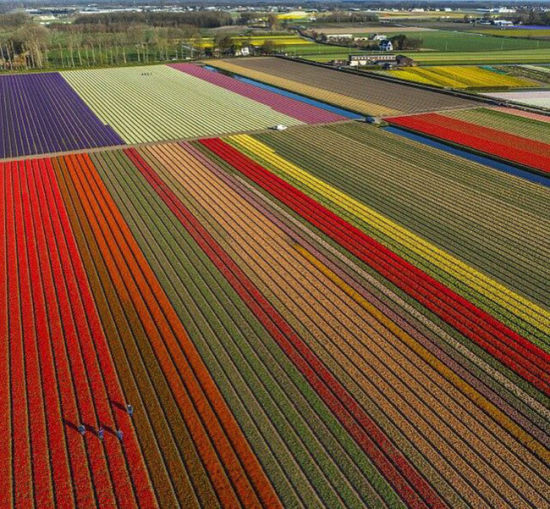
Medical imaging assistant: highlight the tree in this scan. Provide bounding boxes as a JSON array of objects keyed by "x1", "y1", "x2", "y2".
[
  {"x1": 238, "y1": 12, "x2": 255, "y2": 26},
  {"x1": 390, "y1": 35, "x2": 423, "y2": 51},
  {"x1": 74, "y1": 11, "x2": 233, "y2": 29},
  {"x1": 261, "y1": 40, "x2": 276, "y2": 55},
  {"x1": 215, "y1": 34, "x2": 233, "y2": 55},
  {"x1": 389, "y1": 34, "x2": 404, "y2": 50},
  {"x1": 267, "y1": 13, "x2": 279, "y2": 30},
  {"x1": 14, "y1": 24, "x2": 50, "y2": 69},
  {"x1": 0, "y1": 12, "x2": 29, "y2": 28},
  {"x1": 406, "y1": 38, "x2": 423, "y2": 50},
  {"x1": 126, "y1": 24, "x2": 145, "y2": 63}
]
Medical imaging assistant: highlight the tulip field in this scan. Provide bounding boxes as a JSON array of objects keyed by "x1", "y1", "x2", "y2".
[
  {"x1": 209, "y1": 57, "x2": 477, "y2": 116},
  {"x1": 0, "y1": 73, "x2": 124, "y2": 159},
  {"x1": 387, "y1": 109, "x2": 550, "y2": 174},
  {"x1": 1, "y1": 114, "x2": 549, "y2": 508},
  {"x1": 0, "y1": 64, "x2": 346, "y2": 160},
  {"x1": 442, "y1": 107, "x2": 550, "y2": 142},
  {"x1": 483, "y1": 89, "x2": 550, "y2": 109},
  {"x1": 490, "y1": 105, "x2": 550, "y2": 123},
  {"x1": 380, "y1": 65, "x2": 537, "y2": 89},
  {"x1": 184, "y1": 34, "x2": 312, "y2": 49},
  {"x1": 169, "y1": 63, "x2": 344, "y2": 124},
  {"x1": 60, "y1": 65, "x2": 309, "y2": 144}
]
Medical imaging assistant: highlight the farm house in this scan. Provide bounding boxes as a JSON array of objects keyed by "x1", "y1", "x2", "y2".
[{"x1": 379, "y1": 39, "x2": 394, "y2": 51}]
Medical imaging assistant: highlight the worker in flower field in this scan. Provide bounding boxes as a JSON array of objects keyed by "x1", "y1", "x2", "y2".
[
  {"x1": 98, "y1": 427, "x2": 104, "y2": 441},
  {"x1": 116, "y1": 429, "x2": 124, "y2": 441},
  {"x1": 126, "y1": 404, "x2": 134, "y2": 417},
  {"x1": 77, "y1": 424, "x2": 86, "y2": 436}
]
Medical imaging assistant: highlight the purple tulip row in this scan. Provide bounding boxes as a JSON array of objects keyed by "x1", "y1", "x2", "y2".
[
  {"x1": 169, "y1": 63, "x2": 345, "y2": 125},
  {"x1": 0, "y1": 72, "x2": 124, "y2": 159}
]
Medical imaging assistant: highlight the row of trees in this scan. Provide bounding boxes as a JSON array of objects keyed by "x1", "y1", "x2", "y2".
[
  {"x1": 390, "y1": 34, "x2": 423, "y2": 50},
  {"x1": 0, "y1": 16, "x2": 283, "y2": 71},
  {"x1": 73, "y1": 11, "x2": 234, "y2": 29},
  {"x1": 0, "y1": 12, "x2": 29, "y2": 28},
  {"x1": 512, "y1": 8, "x2": 550, "y2": 27},
  {"x1": 1, "y1": 23, "x2": 50, "y2": 69},
  {"x1": 0, "y1": 21, "x2": 204, "y2": 70},
  {"x1": 1, "y1": 6, "x2": 308, "y2": 71},
  {"x1": 320, "y1": 11, "x2": 379, "y2": 24},
  {"x1": 209, "y1": 34, "x2": 279, "y2": 57},
  {"x1": 0, "y1": 11, "x2": 241, "y2": 71}
]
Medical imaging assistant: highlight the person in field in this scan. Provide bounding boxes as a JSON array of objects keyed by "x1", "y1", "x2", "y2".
[
  {"x1": 98, "y1": 427, "x2": 104, "y2": 441},
  {"x1": 116, "y1": 429, "x2": 124, "y2": 441},
  {"x1": 77, "y1": 424, "x2": 86, "y2": 436},
  {"x1": 126, "y1": 404, "x2": 134, "y2": 417}
]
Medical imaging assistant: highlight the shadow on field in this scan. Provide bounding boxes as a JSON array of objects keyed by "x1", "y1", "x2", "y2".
[
  {"x1": 110, "y1": 400, "x2": 127, "y2": 413},
  {"x1": 63, "y1": 418, "x2": 117, "y2": 437}
]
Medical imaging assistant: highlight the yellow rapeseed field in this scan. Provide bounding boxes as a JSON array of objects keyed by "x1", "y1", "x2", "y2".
[
  {"x1": 187, "y1": 35, "x2": 313, "y2": 49},
  {"x1": 277, "y1": 11, "x2": 311, "y2": 20}
]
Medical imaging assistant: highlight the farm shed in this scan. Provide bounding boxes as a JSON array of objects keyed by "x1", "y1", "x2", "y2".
[{"x1": 348, "y1": 53, "x2": 396, "y2": 67}]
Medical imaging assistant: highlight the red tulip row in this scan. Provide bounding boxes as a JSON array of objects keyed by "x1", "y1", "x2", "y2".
[
  {"x1": 200, "y1": 137, "x2": 550, "y2": 397},
  {"x1": 386, "y1": 113, "x2": 550, "y2": 174}
]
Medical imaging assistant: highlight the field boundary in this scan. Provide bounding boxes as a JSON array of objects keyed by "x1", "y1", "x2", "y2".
[{"x1": 0, "y1": 119, "x2": 356, "y2": 164}]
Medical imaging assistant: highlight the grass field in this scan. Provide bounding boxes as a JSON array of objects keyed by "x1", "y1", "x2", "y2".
[
  {"x1": 312, "y1": 25, "x2": 433, "y2": 34},
  {"x1": 301, "y1": 53, "x2": 357, "y2": 62},
  {"x1": 298, "y1": 47, "x2": 550, "y2": 65},
  {"x1": 380, "y1": 65, "x2": 538, "y2": 89},
  {"x1": 280, "y1": 44, "x2": 368, "y2": 57},
  {"x1": 400, "y1": 48, "x2": 550, "y2": 65},
  {"x1": 472, "y1": 29, "x2": 550, "y2": 39},
  {"x1": 381, "y1": 30, "x2": 550, "y2": 51}
]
